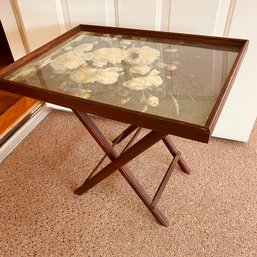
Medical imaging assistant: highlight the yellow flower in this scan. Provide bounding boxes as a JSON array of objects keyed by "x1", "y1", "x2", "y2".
[
  {"x1": 92, "y1": 48, "x2": 128, "y2": 67},
  {"x1": 146, "y1": 96, "x2": 159, "y2": 107},
  {"x1": 50, "y1": 52, "x2": 85, "y2": 73},
  {"x1": 126, "y1": 46, "x2": 160, "y2": 65},
  {"x1": 94, "y1": 67, "x2": 122, "y2": 84},
  {"x1": 70, "y1": 67, "x2": 122, "y2": 85},
  {"x1": 123, "y1": 71, "x2": 163, "y2": 90},
  {"x1": 70, "y1": 68, "x2": 98, "y2": 84},
  {"x1": 129, "y1": 65, "x2": 151, "y2": 75}
]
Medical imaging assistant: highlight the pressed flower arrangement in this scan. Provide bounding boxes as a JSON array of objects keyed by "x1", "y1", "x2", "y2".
[{"x1": 6, "y1": 31, "x2": 238, "y2": 125}]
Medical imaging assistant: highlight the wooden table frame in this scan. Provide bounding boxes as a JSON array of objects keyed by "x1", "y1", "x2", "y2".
[
  {"x1": 0, "y1": 25, "x2": 249, "y2": 143},
  {"x1": 73, "y1": 110, "x2": 190, "y2": 226},
  {"x1": 0, "y1": 24, "x2": 248, "y2": 226}
]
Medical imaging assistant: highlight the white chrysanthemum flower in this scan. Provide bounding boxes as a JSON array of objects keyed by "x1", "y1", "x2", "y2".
[
  {"x1": 50, "y1": 52, "x2": 85, "y2": 73},
  {"x1": 123, "y1": 77, "x2": 150, "y2": 90},
  {"x1": 72, "y1": 43, "x2": 94, "y2": 61},
  {"x1": 92, "y1": 47, "x2": 128, "y2": 67},
  {"x1": 146, "y1": 96, "x2": 159, "y2": 107},
  {"x1": 126, "y1": 46, "x2": 160, "y2": 65},
  {"x1": 70, "y1": 67, "x2": 98, "y2": 84},
  {"x1": 147, "y1": 74, "x2": 163, "y2": 87},
  {"x1": 149, "y1": 69, "x2": 160, "y2": 76},
  {"x1": 123, "y1": 73, "x2": 163, "y2": 90},
  {"x1": 121, "y1": 97, "x2": 130, "y2": 104},
  {"x1": 94, "y1": 67, "x2": 122, "y2": 84},
  {"x1": 70, "y1": 67, "x2": 122, "y2": 85},
  {"x1": 129, "y1": 65, "x2": 151, "y2": 75}
]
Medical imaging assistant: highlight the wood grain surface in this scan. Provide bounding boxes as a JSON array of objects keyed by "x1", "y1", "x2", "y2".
[
  {"x1": 0, "y1": 97, "x2": 42, "y2": 140},
  {"x1": 0, "y1": 20, "x2": 42, "y2": 142}
]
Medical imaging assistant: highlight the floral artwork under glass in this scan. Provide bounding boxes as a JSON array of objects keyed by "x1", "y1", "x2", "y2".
[{"x1": 5, "y1": 31, "x2": 240, "y2": 126}]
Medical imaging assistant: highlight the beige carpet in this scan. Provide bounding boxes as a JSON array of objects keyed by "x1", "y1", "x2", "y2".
[{"x1": 0, "y1": 110, "x2": 257, "y2": 257}]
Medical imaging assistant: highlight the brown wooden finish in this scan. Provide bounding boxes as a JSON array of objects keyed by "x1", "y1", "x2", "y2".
[
  {"x1": 204, "y1": 40, "x2": 249, "y2": 131},
  {"x1": 0, "y1": 85, "x2": 42, "y2": 144},
  {"x1": 120, "y1": 127, "x2": 142, "y2": 153},
  {"x1": 0, "y1": 90, "x2": 21, "y2": 115},
  {"x1": 0, "y1": 21, "x2": 43, "y2": 143},
  {"x1": 0, "y1": 24, "x2": 248, "y2": 78},
  {"x1": 151, "y1": 152, "x2": 181, "y2": 208},
  {"x1": 84, "y1": 125, "x2": 140, "y2": 182},
  {"x1": 79, "y1": 24, "x2": 247, "y2": 48},
  {"x1": 0, "y1": 24, "x2": 247, "y2": 80},
  {"x1": 0, "y1": 24, "x2": 247, "y2": 226},
  {"x1": 112, "y1": 125, "x2": 138, "y2": 145},
  {"x1": 73, "y1": 110, "x2": 167, "y2": 193},
  {"x1": 0, "y1": 25, "x2": 248, "y2": 143},
  {"x1": 0, "y1": 80, "x2": 211, "y2": 142},
  {"x1": 163, "y1": 136, "x2": 191, "y2": 174},
  {"x1": 0, "y1": 97, "x2": 42, "y2": 143},
  {"x1": 72, "y1": 111, "x2": 190, "y2": 226},
  {"x1": 73, "y1": 110, "x2": 169, "y2": 226}
]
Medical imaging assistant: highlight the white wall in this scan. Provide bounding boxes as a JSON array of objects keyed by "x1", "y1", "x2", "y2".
[
  {"x1": 212, "y1": 0, "x2": 257, "y2": 141},
  {"x1": 0, "y1": 0, "x2": 26, "y2": 60}
]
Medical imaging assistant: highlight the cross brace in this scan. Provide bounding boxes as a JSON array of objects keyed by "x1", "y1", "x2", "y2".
[{"x1": 72, "y1": 110, "x2": 191, "y2": 226}]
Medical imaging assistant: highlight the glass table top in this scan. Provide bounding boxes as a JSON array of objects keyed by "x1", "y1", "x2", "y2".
[{"x1": 4, "y1": 30, "x2": 240, "y2": 126}]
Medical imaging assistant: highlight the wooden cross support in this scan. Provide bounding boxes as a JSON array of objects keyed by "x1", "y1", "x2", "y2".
[{"x1": 72, "y1": 110, "x2": 191, "y2": 226}]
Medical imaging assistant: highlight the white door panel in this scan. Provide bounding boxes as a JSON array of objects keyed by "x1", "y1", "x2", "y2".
[
  {"x1": 118, "y1": 0, "x2": 158, "y2": 29},
  {"x1": 16, "y1": 0, "x2": 64, "y2": 51},
  {"x1": 67, "y1": 0, "x2": 115, "y2": 27},
  {"x1": 212, "y1": 0, "x2": 257, "y2": 141},
  {"x1": 0, "y1": 0, "x2": 26, "y2": 60},
  {"x1": 169, "y1": 0, "x2": 227, "y2": 35}
]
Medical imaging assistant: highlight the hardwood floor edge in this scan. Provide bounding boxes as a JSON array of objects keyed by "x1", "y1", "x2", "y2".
[
  {"x1": 0, "y1": 104, "x2": 52, "y2": 162},
  {"x1": 0, "y1": 97, "x2": 42, "y2": 139}
]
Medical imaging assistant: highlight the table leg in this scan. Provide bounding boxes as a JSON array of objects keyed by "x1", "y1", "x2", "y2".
[
  {"x1": 85, "y1": 126, "x2": 141, "y2": 182},
  {"x1": 73, "y1": 110, "x2": 166, "y2": 193},
  {"x1": 163, "y1": 136, "x2": 191, "y2": 174},
  {"x1": 72, "y1": 110, "x2": 191, "y2": 226},
  {"x1": 73, "y1": 110, "x2": 169, "y2": 226}
]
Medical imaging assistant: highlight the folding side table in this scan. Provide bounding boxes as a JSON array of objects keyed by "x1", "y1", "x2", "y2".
[{"x1": 0, "y1": 25, "x2": 248, "y2": 226}]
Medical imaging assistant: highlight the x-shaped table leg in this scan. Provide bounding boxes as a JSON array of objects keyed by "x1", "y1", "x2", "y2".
[{"x1": 73, "y1": 110, "x2": 190, "y2": 226}]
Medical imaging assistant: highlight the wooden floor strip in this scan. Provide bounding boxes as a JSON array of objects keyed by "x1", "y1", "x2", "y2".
[
  {"x1": 0, "y1": 90, "x2": 22, "y2": 115},
  {"x1": 0, "y1": 97, "x2": 42, "y2": 141}
]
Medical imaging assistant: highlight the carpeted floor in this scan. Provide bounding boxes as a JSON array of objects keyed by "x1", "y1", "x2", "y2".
[{"x1": 0, "y1": 110, "x2": 257, "y2": 257}]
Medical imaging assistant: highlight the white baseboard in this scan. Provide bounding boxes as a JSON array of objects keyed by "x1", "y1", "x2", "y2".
[{"x1": 46, "y1": 103, "x2": 71, "y2": 112}]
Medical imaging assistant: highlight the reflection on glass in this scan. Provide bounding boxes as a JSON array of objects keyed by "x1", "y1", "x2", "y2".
[{"x1": 5, "y1": 31, "x2": 239, "y2": 125}]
